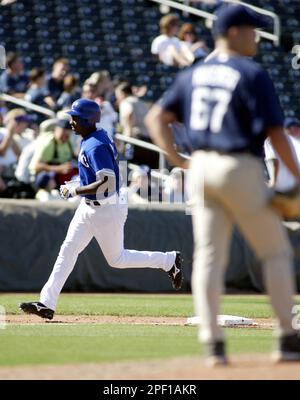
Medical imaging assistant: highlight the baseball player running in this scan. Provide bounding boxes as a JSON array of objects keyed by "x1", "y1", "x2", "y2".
[
  {"x1": 146, "y1": 4, "x2": 300, "y2": 365},
  {"x1": 20, "y1": 98, "x2": 183, "y2": 320}
]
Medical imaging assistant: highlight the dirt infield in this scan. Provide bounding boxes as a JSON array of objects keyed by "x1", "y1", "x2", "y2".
[
  {"x1": 5, "y1": 314, "x2": 274, "y2": 329},
  {"x1": 6, "y1": 314, "x2": 186, "y2": 325},
  {"x1": 0, "y1": 355, "x2": 300, "y2": 380}
]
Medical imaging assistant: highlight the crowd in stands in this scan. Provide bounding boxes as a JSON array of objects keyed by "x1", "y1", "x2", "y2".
[
  {"x1": 0, "y1": 8, "x2": 296, "y2": 205},
  {"x1": 151, "y1": 14, "x2": 208, "y2": 67},
  {"x1": 0, "y1": 12, "x2": 196, "y2": 204}
]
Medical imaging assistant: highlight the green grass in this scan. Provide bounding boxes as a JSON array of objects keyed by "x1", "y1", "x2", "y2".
[
  {"x1": 0, "y1": 324, "x2": 272, "y2": 367},
  {"x1": 0, "y1": 293, "x2": 194, "y2": 317},
  {"x1": 0, "y1": 324, "x2": 197, "y2": 366},
  {"x1": 2, "y1": 293, "x2": 298, "y2": 318},
  {"x1": 0, "y1": 293, "x2": 298, "y2": 367}
]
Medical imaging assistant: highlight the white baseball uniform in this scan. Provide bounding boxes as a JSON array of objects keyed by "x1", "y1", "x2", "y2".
[{"x1": 40, "y1": 128, "x2": 176, "y2": 310}]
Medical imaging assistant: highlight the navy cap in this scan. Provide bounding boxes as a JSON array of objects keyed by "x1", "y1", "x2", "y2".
[
  {"x1": 284, "y1": 117, "x2": 300, "y2": 129},
  {"x1": 213, "y1": 4, "x2": 270, "y2": 37},
  {"x1": 15, "y1": 114, "x2": 34, "y2": 123}
]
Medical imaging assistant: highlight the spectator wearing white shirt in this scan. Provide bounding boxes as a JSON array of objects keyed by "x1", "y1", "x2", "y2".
[
  {"x1": 0, "y1": 109, "x2": 30, "y2": 173},
  {"x1": 0, "y1": 108, "x2": 32, "y2": 197},
  {"x1": 115, "y1": 82, "x2": 159, "y2": 168},
  {"x1": 151, "y1": 14, "x2": 194, "y2": 67},
  {"x1": 115, "y1": 82, "x2": 150, "y2": 140},
  {"x1": 264, "y1": 118, "x2": 300, "y2": 192},
  {"x1": 96, "y1": 99, "x2": 117, "y2": 140},
  {"x1": 81, "y1": 79, "x2": 117, "y2": 140}
]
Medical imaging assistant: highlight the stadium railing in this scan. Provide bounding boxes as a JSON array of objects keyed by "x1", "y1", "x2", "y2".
[
  {"x1": 0, "y1": 93, "x2": 56, "y2": 118},
  {"x1": 0, "y1": 94, "x2": 190, "y2": 179},
  {"x1": 149, "y1": 0, "x2": 281, "y2": 46}
]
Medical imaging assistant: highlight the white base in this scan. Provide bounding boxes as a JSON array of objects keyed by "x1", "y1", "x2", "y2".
[{"x1": 185, "y1": 315, "x2": 256, "y2": 327}]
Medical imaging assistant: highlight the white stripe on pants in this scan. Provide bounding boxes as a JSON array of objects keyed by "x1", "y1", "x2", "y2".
[{"x1": 40, "y1": 199, "x2": 176, "y2": 310}]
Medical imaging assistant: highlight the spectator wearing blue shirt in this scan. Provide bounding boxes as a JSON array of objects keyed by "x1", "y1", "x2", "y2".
[
  {"x1": 25, "y1": 68, "x2": 56, "y2": 124},
  {"x1": 0, "y1": 53, "x2": 28, "y2": 98},
  {"x1": 45, "y1": 58, "x2": 69, "y2": 103}
]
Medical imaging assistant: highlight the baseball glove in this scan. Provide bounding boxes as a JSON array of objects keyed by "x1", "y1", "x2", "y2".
[{"x1": 270, "y1": 187, "x2": 300, "y2": 219}]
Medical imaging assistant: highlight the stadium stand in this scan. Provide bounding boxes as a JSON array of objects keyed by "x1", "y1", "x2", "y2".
[
  {"x1": 0, "y1": 1, "x2": 292, "y2": 108},
  {"x1": 0, "y1": 0, "x2": 297, "y2": 115}
]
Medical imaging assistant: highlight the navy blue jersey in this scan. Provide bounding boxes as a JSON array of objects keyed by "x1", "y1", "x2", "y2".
[
  {"x1": 160, "y1": 54, "x2": 284, "y2": 157},
  {"x1": 78, "y1": 128, "x2": 119, "y2": 200},
  {"x1": 46, "y1": 75, "x2": 64, "y2": 100},
  {"x1": 57, "y1": 89, "x2": 81, "y2": 110},
  {"x1": 25, "y1": 87, "x2": 50, "y2": 106},
  {"x1": 25, "y1": 87, "x2": 51, "y2": 124}
]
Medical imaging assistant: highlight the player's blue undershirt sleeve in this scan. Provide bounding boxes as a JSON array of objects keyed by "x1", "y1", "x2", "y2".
[{"x1": 251, "y1": 69, "x2": 284, "y2": 131}]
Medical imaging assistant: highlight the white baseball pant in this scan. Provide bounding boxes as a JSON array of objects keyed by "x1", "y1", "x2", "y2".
[{"x1": 40, "y1": 199, "x2": 176, "y2": 310}]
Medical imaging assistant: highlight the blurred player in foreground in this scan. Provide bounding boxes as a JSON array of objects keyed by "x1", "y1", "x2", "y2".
[
  {"x1": 146, "y1": 4, "x2": 300, "y2": 366},
  {"x1": 20, "y1": 98, "x2": 183, "y2": 320}
]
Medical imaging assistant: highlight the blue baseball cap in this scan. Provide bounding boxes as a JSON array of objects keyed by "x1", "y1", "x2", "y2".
[
  {"x1": 66, "y1": 98, "x2": 101, "y2": 126},
  {"x1": 284, "y1": 117, "x2": 300, "y2": 129},
  {"x1": 212, "y1": 4, "x2": 270, "y2": 37}
]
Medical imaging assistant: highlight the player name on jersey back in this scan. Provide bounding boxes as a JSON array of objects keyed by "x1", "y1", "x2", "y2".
[{"x1": 192, "y1": 64, "x2": 241, "y2": 91}]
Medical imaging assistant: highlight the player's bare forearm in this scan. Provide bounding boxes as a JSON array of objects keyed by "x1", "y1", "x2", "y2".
[
  {"x1": 145, "y1": 105, "x2": 189, "y2": 169},
  {"x1": 268, "y1": 127, "x2": 300, "y2": 184},
  {"x1": 75, "y1": 176, "x2": 108, "y2": 196}
]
